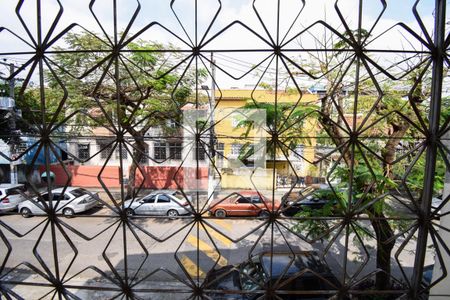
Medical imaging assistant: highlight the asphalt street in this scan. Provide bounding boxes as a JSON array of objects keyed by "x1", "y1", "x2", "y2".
[{"x1": 0, "y1": 196, "x2": 437, "y2": 299}]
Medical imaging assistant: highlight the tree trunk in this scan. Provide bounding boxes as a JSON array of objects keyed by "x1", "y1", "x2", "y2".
[
  {"x1": 320, "y1": 96, "x2": 397, "y2": 290},
  {"x1": 126, "y1": 137, "x2": 146, "y2": 199},
  {"x1": 369, "y1": 208, "x2": 396, "y2": 290},
  {"x1": 382, "y1": 122, "x2": 410, "y2": 178},
  {"x1": 320, "y1": 95, "x2": 352, "y2": 166}
]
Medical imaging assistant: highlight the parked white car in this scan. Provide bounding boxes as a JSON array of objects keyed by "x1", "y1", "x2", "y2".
[
  {"x1": 18, "y1": 187, "x2": 99, "y2": 217},
  {"x1": 0, "y1": 184, "x2": 27, "y2": 213},
  {"x1": 123, "y1": 191, "x2": 191, "y2": 217}
]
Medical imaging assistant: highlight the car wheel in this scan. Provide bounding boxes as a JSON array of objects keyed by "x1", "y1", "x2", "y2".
[
  {"x1": 167, "y1": 209, "x2": 179, "y2": 218},
  {"x1": 21, "y1": 207, "x2": 31, "y2": 218},
  {"x1": 125, "y1": 208, "x2": 135, "y2": 217},
  {"x1": 214, "y1": 209, "x2": 226, "y2": 218},
  {"x1": 63, "y1": 208, "x2": 75, "y2": 218},
  {"x1": 259, "y1": 210, "x2": 270, "y2": 218}
]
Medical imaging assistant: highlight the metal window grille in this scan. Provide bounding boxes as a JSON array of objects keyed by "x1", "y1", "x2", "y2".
[
  {"x1": 77, "y1": 144, "x2": 90, "y2": 160},
  {"x1": 230, "y1": 143, "x2": 242, "y2": 156},
  {"x1": 193, "y1": 145, "x2": 206, "y2": 161},
  {"x1": 115, "y1": 145, "x2": 128, "y2": 160},
  {"x1": 169, "y1": 142, "x2": 183, "y2": 160},
  {"x1": 98, "y1": 140, "x2": 114, "y2": 160},
  {"x1": 154, "y1": 141, "x2": 167, "y2": 160}
]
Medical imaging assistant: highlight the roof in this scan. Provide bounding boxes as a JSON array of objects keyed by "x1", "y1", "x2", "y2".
[
  {"x1": 148, "y1": 189, "x2": 178, "y2": 195},
  {"x1": 0, "y1": 183, "x2": 24, "y2": 190}
]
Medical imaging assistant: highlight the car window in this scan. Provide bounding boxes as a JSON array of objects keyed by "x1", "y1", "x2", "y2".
[
  {"x1": 157, "y1": 195, "x2": 171, "y2": 203},
  {"x1": 6, "y1": 188, "x2": 22, "y2": 196},
  {"x1": 143, "y1": 195, "x2": 156, "y2": 203},
  {"x1": 251, "y1": 196, "x2": 263, "y2": 204},
  {"x1": 261, "y1": 254, "x2": 301, "y2": 278},
  {"x1": 70, "y1": 188, "x2": 89, "y2": 198},
  {"x1": 173, "y1": 191, "x2": 184, "y2": 200},
  {"x1": 51, "y1": 193, "x2": 70, "y2": 201},
  {"x1": 236, "y1": 197, "x2": 251, "y2": 203}
]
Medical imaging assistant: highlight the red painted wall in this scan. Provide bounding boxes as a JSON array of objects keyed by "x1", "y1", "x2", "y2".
[
  {"x1": 40, "y1": 165, "x2": 208, "y2": 190},
  {"x1": 134, "y1": 166, "x2": 208, "y2": 189}
]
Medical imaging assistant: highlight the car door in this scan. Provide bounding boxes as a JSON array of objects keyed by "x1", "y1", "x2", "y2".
[
  {"x1": 52, "y1": 192, "x2": 71, "y2": 213},
  {"x1": 136, "y1": 195, "x2": 156, "y2": 214},
  {"x1": 251, "y1": 195, "x2": 265, "y2": 212},
  {"x1": 155, "y1": 194, "x2": 172, "y2": 215},
  {"x1": 31, "y1": 192, "x2": 49, "y2": 214},
  {"x1": 234, "y1": 196, "x2": 253, "y2": 216}
]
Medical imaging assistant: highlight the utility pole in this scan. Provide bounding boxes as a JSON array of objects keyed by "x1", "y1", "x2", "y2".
[
  {"x1": 0, "y1": 60, "x2": 18, "y2": 184},
  {"x1": 207, "y1": 52, "x2": 216, "y2": 206}
]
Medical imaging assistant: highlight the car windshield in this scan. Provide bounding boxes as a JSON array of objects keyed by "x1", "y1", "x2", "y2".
[
  {"x1": 70, "y1": 188, "x2": 89, "y2": 198},
  {"x1": 239, "y1": 260, "x2": 266, "y2": 291}
]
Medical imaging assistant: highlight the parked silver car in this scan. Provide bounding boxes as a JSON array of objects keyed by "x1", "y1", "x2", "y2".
[
  {"x1": 0, "y1": 184, "x2": 27, "y2": 213},
  {"x1": 18, "y1": 187, "x2": 99, "y2": 217},
  {"x1": 123, "y1": 191, "x2": 191, "y2": 217}
]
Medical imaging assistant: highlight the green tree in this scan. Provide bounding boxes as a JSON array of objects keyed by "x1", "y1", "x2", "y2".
[
  {"x1": 289, "y1": 27, "x2": 445, "y2": 291},
  {"x1": 48, "y1": 32, "x2": 204, "y2": 199},
  {"x1": 236, "y1": 100, "x2": 318, "y2": 162}
]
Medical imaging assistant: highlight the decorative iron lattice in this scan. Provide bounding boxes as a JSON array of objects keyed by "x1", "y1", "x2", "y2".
[{"x1": 0, "y1": 0, "x2": 449, "y2": 299}]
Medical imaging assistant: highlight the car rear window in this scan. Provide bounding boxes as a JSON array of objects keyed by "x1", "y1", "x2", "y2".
[
  {"x1": 6, "y1": 188, "x2": 22, "y2": 195},
  {"x1": 261, "y1": 254, "x2": 300, "y2": 277},
  {"x1": 70, "y1": 189, "x2": 89, "y2": 198},
  {"x1": 173, "y1": 191, "x2": 184, "y2": 200}
]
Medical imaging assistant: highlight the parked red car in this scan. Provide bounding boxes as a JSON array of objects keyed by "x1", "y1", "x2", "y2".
[{"x1": 209, "y1": 191, "x2": 280, "y2": 217}]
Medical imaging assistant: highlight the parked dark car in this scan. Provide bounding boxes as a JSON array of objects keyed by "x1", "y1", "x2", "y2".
[
  {"x1": 204, "y1": 250, "x2": 341, "y2": 299},
  {"x1": 281, "y1": 188, "x2": 338, "y2": 217}
]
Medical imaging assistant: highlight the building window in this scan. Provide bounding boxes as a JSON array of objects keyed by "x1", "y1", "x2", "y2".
[
  {"x1": 166, "y1": 119, "x2": 177, "y2": 129},
  {"x1": 98, "y1": 140, "x2": 114, "y2": 159},
  {"x1": 169, "y1": 142, "x2": 182, "y2": 160},
  {"x1": 193, "y1": 145, "x2": 206, "y2": 161},
  {"x1": 216, "y1": 143, "x2": 224, "y2": 167},
  {"x1": 78, "y1": 144, "x2": 90, "y2": 160},
  {"x1": 115, "y1": 145, "x2": 128, "y2": 159},
  {"x1": 216, "y1": 143, "x2": 224, "y2": 159},
  {"x1": 17, "y1": 142, "x2": 28, "y2": 153},
  {"x1": 294, "y1": 145, "x2": 304, "y2": 160},
  {"x1": 154, "y1": 141, "x2": 167, "y2": 160},
  {"x1": 230, "y1": 143, "x2": 242, "y2": 156}
]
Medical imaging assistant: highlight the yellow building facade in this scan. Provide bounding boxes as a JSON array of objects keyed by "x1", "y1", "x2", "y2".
[{"x1": 213, "y1": 89, "x2": 319, "y2": 189}]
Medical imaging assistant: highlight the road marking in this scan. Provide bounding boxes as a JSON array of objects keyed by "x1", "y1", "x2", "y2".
[
  {"x1": 210, "y1": 219, "x2": 233, "y2": 231},
  {"x1": 204, "y1": 224, "x2": 233, "y2": 247},
  {"x1": 180, "y1": 255, "x2": 205, "y2": 278},
  {"x1": 186, "y1": 235, "x2": 228, "y2": 267}
]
